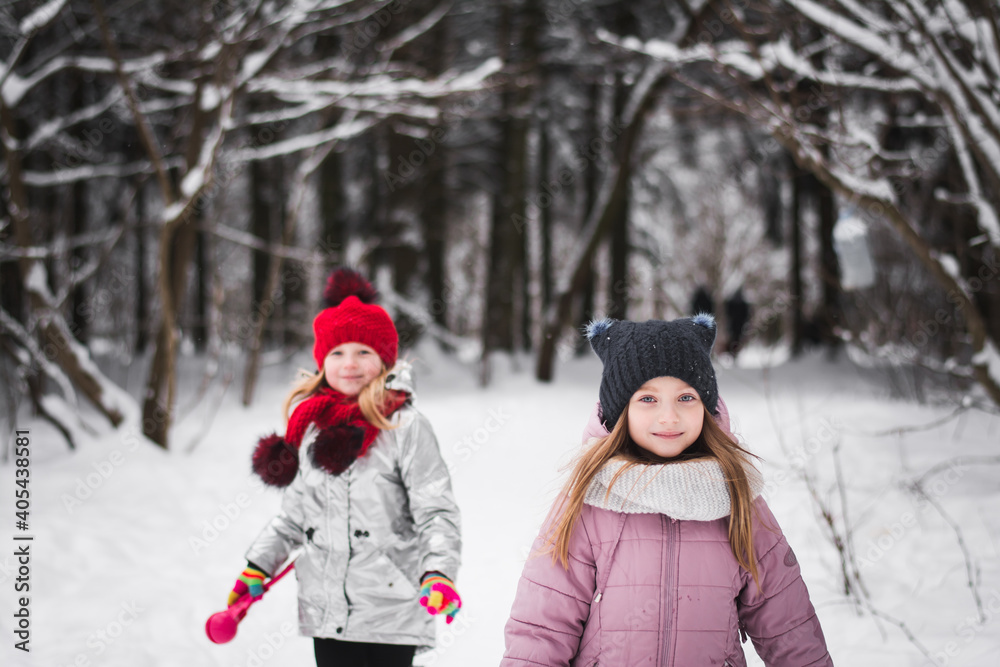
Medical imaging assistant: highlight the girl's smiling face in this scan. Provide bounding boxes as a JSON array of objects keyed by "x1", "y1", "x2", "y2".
[
  {"x1": 627, "y1": 376, "x2": 705, "y2": 458},
  {"x1": 323, "y1": 342, "x2": 382, "y2": 396}
]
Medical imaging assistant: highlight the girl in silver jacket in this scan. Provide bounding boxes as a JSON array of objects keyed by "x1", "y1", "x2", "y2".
[{"x1": 226, "y1": 268, "x2": 462, "y2": 667}]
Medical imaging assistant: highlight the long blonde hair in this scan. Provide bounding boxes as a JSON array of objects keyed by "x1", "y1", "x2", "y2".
[
  {"x1": 545, "y1": 402, "x2": 763, "y2": 584},
  {"x1": 282, "y1": 365, "x2": 401, "y2": 431}
]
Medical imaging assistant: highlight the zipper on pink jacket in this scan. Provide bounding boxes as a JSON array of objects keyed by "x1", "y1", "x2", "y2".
[{"x1": 660, "y1": 516, "x2": 679, "y2": 667}]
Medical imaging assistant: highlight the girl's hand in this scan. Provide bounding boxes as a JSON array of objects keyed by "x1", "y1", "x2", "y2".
[
  {"x1": 419, "y1": 572, "x2": 461, "y2": 624},
  {"x1": 228, "y1": 566, "x2": 267, "y2": 606}
]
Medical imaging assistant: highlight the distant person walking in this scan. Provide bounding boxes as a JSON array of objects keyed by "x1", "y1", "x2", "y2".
[
  {"x1": 725, "y1": 288, "x2": 751, "y2": 356},
  {"x1": 691, "y1": 285, "x2": 715, "y2": 319}
]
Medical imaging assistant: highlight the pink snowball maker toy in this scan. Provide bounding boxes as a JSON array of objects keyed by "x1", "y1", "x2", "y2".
[{"x1": 205, "y1": 561, "x2": 295, "y2": 644}]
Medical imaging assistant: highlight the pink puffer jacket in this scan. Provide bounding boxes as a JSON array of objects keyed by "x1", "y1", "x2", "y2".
[{"x1": 501, "y1": 401, "x2": 833, "y2": 666}]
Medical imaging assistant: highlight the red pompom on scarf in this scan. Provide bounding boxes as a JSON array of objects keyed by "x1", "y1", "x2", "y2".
[
  {"x1": 309, "y1": 424, "x2": 366, "y2": 476},
  {"x1": 252, "y1": 434, "x2": 299, "y2": 487},
  {"x1": 252, "y1": 388, "x2": 409, "y2": 487}
]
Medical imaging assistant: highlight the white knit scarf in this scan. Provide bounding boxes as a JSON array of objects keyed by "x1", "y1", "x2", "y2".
[{"x1": 584, "y1": 457, "x2": 764, "y2": 521}]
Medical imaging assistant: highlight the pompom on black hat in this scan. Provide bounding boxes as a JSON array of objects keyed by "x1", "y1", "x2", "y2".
[{"x1": 585, "y1": 313, "x2": 719, "y2": 428}]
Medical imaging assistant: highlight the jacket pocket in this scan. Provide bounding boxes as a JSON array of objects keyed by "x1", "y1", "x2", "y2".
[{"x1": 372, "y1": 552, "x2": 418, "y2": 600}]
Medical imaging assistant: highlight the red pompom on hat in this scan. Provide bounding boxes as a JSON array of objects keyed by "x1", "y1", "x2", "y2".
[{"x1": 312, "y1": 268, "x2": 398, "y2": 370}]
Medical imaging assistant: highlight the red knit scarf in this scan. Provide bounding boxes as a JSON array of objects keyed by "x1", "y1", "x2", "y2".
[{"x1": 253, "y1": 387, "x2": 409, "y2": 487}]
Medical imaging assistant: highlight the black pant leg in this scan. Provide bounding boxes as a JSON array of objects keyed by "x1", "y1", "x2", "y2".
[
  {"x1": 313, "y1": 638, "x2": 417, "y2": 667},
  {"x1": 313, "y1": 637, "x2": 367, "y2": 667},
  {"x1": 366, "y1": 642, "x2": 416, "y2": 666}
]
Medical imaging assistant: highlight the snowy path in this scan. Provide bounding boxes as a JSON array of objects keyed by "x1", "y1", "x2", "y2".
[{"x1": 1, "y1": 347, "x2": 998, "y2": 666}]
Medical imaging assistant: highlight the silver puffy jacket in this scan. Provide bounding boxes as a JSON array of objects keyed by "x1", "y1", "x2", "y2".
[{"x1": 245, "y1": 372, "x2": 461, "y2": 649}]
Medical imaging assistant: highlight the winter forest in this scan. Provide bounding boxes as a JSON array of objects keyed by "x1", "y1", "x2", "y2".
[{"x1": 2, "y1": 0, "x2": 1000, "y2": 665}]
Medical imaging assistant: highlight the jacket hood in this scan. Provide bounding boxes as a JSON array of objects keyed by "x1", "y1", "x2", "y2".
[{"x1": 584, "y1": 457, "x2": 764, "y2": 520}]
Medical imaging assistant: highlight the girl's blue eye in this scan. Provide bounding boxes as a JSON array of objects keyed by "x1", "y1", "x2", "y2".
[
  {"x1": 679, "y1": 395, "x2": 696, "y2": 402},
  {"x1": 639, "y1": 396, "x2": 655, "y2": 403}
]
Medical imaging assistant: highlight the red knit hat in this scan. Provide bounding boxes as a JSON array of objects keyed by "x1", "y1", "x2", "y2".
[{"x1": 312, "y1": 268, "x2": 398, "y2": 370}]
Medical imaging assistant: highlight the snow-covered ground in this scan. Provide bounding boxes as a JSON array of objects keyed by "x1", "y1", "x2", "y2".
[{"x1": 1, "y1": 344, "x2": 999, "y2": 666}]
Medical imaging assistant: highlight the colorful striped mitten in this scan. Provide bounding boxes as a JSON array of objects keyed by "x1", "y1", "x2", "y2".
[
  {"x1": 419, "y1": 572, "x2": 461, "y2": 624},
  {"x1": 228, "y1": 566, "x2": 266, "y2": 606}
]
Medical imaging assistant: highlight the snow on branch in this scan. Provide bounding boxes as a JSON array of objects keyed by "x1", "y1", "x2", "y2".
[
  {"x1": 787, "y1": 0, "x2": 936, "y2": 89},
  {"x1": 604, "y1": 2, "x2": 1000, "y2": 251},
  {"x1": 205, "y1": 223, "x2": 320, "y2": 264},
  {"x1": 764, "y1": 38, "x2": 921, "y2": 94},
  {"x1": 238, "y1": 99, "x2": 331, "y2": 128},
  {"x1": 940, "y1": 99, "x2": 1000, "y2": 246},
  {"x1": 8, "y1": 52, "x2": 169, "y2": 107},
  {"x1": 0, "y1": 0, "x2": 69, "y2": 103},
  {"x1": 248, "y1": 57, "x2": 503, "y2": 103},
  {"x1": 972, "y1": 342, "x2": 1000, "y2": 388},
  {"x1": 21, "y1": 156, "x2": 186, "y2": 188},
  {"x1": 48, "y1": 313, "x2": 137, "y2": 424},
  {"x1": 376, "y1": 0, "x2": 453, "y2": 63},
  {"x1": 0, "y1": 226, "x2": 124, "y2": 262},
  {"x1": 18, "y1": 0, "x2": 69, "y2": 35},
  {"x1": 92, "y1": 0, "x2": 174, "y2": 205},
  {"x1": 0, "y1": 304, "x2": 77, "y2": 407},
  {"x1": 18, "y1": 262, "x2": 138, "y2": 426},
  {"x1": 163, "y1": 88, "x2": 237, "y2": 222},
  {"x1": 225, "y1": 115, "x2": 376, "y2": 164},
  {"x1": 51, "y1": 227, "x2": 125, "y2": 311},
  {"x1": 22, "y1": 88, "x2": 122, "y2": 151},
  {"x1": 378, "y1": 285, "x2": 481, "y2": 360},
  {"x1": 601, "y1": 30, "x2": 921, "y2": 96},
  {"x1": 554, "y1": 60, "x2": 668, "y2": 296}
]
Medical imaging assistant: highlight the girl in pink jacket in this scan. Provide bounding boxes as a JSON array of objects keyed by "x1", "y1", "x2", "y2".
[{"x1": 502, "y1": 314, "x2": 833, "y2": 667}]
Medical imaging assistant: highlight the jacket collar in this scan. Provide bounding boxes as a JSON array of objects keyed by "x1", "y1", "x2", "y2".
[{"x1": 385, "y1": 360, "x2": 416, "y2": 396}]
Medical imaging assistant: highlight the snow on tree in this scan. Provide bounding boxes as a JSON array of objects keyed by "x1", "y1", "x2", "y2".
[
  {"x1": 602, "y1": 0, "x2": 1000, "y2": 406},
  {"x1": 1, "y1": 0, "x2": 502, "y2": 447}
]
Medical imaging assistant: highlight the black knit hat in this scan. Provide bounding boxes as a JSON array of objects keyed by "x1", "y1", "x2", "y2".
[{"x1": 585, "y1": 314, "x2": 719, "y2": 428}]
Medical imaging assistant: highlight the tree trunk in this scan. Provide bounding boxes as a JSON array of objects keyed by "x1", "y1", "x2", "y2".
[
  {"x1": 251, "y1": 158, "x2": 275, "y2": 346},
  {"x1": 319, "y1": 144, "x2": 346, "y2": 267},
  {"x1": 536, "y1": 65, "x2": 666, "y2": 381},
  {"x1": 605, "y1": 4, "x2": 638, "y2": 322},
  {"x1": 481, "y1": 0, "x2": 532, "y2": 380},
  {"x1": 575, "y1": 81, "x2": 601, "y2": 341},
  {"x1": 241, "y1": 212, "x2": 296, "y2": 407},
  {"x1": 384, "y1": 117, "x2": 422, "y2": 349},
  {"x1": 317, "y1": 31, "x2": 347, "y2": 272},
  {"x1": 368, "y1": 129, "x2": 388, "y2": 274},
  {"x1": 539, "y1": 117, "x2": 553, "y2": 313},
  {"x1": 790, "y1": 159, "x2": 806, "y2": 357},
  {"x1": 134, "y1": 181, "x2": 148, "y2": 354},
  {"x1": 242, "y1": 138, "x2": 337, "y2": 405},
  {"x1": 762, "y1": 158, "x2": 783, "y2": 246},
  {"x1": 142, "y1": 214, "x2": 198, "y2": 446},
  {"x1": 1, "y1": 100, "x2": 125, "y2": 428},
  {"x1": 140, "y1": 73, "x2": 212, "y2": 447},
  {"x1": 193, "y1": 226, "x2": 209, "y2": 352},
  {"x1": 423, "y1": 147, "x2": 448, "y2": 332},
  {"x1": 68, "y1": 174, "x2": 89, "y2": 345},
  {"x1": 781, "y1": 134, "x2": 1000, "y2": 406},
  {"x1": 608, "y1": 74, "x2": 631, "y2": 320},
  {"x1": 816, "y1": 177, "x2": 840, "y2": 352}
]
